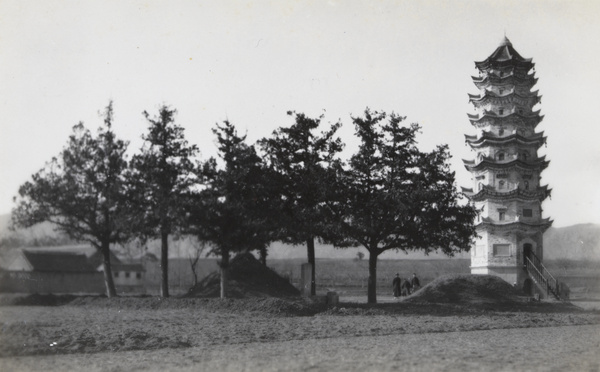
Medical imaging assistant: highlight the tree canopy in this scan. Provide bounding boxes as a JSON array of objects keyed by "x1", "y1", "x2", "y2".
[
  {"x1": 11, "y1": 102, "x2": 129, "y2": 297},
  {"x1": 328, "y1": 109, "x2": 477, "y2": 303},
  {"x1": 191, "y1": 120, "x2": 277, "y2": 298},
  {"x1": 127, "y1": 105, "x2": 199, "y2": 297},
  {"x1": 259, "y1": 111, "x2": 344, "y2": 295}
]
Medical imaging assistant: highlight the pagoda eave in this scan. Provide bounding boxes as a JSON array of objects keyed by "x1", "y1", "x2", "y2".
[
  {"x1": 476, "y1": 219, "x2": 553, "y2": 233},
  {"x1": 475, "y1": 58, "x2": 533, "y2": 70},
  {"x1": 464, "y1": 187, "x2": 551, "y2": 202},
  {"x1": 468, "y1": 90, "x2": 540, "y2": 103},
  {"x1": 472, "y1": 75, "x2": 538, "y2": 87},
  {"x1": 465, "y1": 133, "x2": 546, "y2": 148},
  {"x1": 463, "y1": 159, "x2": 549, "y2": 172},
  {"x1": 468, "y1": 113, "x2": 544, "y2": 127}
]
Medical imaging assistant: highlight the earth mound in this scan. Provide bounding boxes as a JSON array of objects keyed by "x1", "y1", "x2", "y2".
[
  {"x1": 185, "y1": 252, "x2": 301, "y2": 298},
  {"x1": 404, "y1": 274, "x2": 523, "y2": 304}
]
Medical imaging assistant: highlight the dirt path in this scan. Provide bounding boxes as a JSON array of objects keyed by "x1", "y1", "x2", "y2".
[{"x1": 2, "y1": 324, "x2": 599, "y2": 372}]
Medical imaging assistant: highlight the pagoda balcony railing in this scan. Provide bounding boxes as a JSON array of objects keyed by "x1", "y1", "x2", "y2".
[
  {"x1": 472, "y1": 73, "x2": 537, "y2": 87},
  {"x1": 466, "y1": 131, "x2": 546, "y2": 147},
  {"x1": 524, "y1": 252, "x2": 561, "y2": 300},
  {"x1": 474, "y1": 154, "x2": 542, "y2": 166},
  {"x1": 478, "y1": 108, "x2": 540, "y2": 119},
  {"x1": 466, "y1": 184, "x2": 551, "y2": 202},
  {"x1": 479, "y1": 216, "x2": 552, "y2": 226}
]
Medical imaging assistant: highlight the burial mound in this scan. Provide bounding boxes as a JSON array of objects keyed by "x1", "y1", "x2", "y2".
[
  {"x1": 404, "y1": 274, "x2": 523, "y2": 304},
  {"x1": 185, "y1": 252, "x2": 301, "y2": 298}
]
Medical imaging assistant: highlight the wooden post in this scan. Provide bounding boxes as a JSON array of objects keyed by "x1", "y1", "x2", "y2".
[{"x1": 300, "y1": 263, "x2": 313, "y2": 296}]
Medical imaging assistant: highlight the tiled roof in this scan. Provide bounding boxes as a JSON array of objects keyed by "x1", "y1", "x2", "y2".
[
  {"x1": 113, "y1": 263, "x2": 144, "y2": 272},
  {"x1": 23, "y1": 250, "x2": 97, "y2": 273},
  {"x1": 88, "y1": 250, "x2": 122, "y2": 268}
]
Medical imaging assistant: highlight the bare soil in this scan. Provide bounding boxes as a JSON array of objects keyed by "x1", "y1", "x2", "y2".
[{"x1": 1, "y1": 274, "x2": 599, "y2": 371}]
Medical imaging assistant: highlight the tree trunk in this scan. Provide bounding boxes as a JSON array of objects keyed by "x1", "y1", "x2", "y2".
[
  {"x1": 189, "y1": 256, "x2": 199, "y2": 287},
  {"x1": 100, "y1": 241, "x2": 118, "y2": 297},
  {"x1": 307, "y1": 236, "x2": 316, "y2": 295},
  {"x1": 367, "y1": 250, "x2": 378, "y2": 304},
  {"x1": 259, "y1": 246, "x2": 267, "y2": 266},
  {"x1": 160, "y1": 231, "x2": 169, "y2": 298},
  {"x1": 220, "y1": 248, "x2": 230, "y2": 299}
]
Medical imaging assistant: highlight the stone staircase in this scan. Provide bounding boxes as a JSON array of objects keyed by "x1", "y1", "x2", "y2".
[{"x1": 524, "y1": 251, "x2": 563, "y2": 300}]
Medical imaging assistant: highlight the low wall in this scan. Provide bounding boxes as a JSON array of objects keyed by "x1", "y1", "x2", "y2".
[{"x1": 0, "y1": 271, "x2": 105, "y2": 294}]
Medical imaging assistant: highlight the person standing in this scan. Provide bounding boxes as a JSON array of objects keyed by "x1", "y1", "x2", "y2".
[
  {"x1": 410, "y1": 273, "x2": 421, "y2": 293},
  {"x1": 401, "y1": 277, "x2": 412, "y2": 296},
  {"x1": 392, "y1": 273, "x2": 402, "y2": 298}
]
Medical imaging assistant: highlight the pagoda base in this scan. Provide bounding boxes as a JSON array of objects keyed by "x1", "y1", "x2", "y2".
[{"x1": 471, "y1": 265, "x2": 520, "y2": 287}]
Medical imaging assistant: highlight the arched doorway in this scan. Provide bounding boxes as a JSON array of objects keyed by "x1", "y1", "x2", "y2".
[
  {"x1": 523, "y1": 243, "x2": 533, "y2": 263},
  {"x1": 523, "y1": 278, "x2": 533, "y2": 296}
]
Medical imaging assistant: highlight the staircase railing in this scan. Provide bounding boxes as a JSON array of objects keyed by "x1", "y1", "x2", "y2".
[{"x1": 524, "y1": 252, "x2": 561, "y2": 300}]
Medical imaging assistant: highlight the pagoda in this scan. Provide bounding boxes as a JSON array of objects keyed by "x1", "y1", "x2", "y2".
[{"x1": 462, "y1": 37, "x2": 558, "y2": 298}]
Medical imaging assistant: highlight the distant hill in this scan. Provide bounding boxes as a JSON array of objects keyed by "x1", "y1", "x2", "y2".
[
  {"x1": 1, "y1": 213, "x2": 598, "y2": 261},
  {"x1": 0, "y1": 214, "x2": 76, "y2": 248},
  {"x1": 544, "y1": 224, "x2": 600, "y2": 260}
]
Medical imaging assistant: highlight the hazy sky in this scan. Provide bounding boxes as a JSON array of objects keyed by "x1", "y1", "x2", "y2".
[{"x1": 1, "y1": 0, "x2": 599, "y2": 228}]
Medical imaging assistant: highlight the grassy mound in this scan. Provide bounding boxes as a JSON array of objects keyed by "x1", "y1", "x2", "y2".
[
  {"x1": 185, "y1": 252, "x2": 301, "y2": 298},
  {"x1": 404, "y1": 274, "x2": 523, "y2": 304},
  {"x1": 64, "y1": 296, "x2": 324, "y2": 316}
]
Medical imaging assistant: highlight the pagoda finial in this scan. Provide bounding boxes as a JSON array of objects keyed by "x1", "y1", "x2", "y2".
[{"x1": 500, "y1": 35, "x2": 512, "y2": 47}]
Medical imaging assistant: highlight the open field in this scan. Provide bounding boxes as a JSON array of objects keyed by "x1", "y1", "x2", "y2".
[
  {"x1": 143, "y1": 257, "x2": 600, "y2": 298},
  {"x1": 3, "y1": 325, "x2": 600, "y2": 372},
  {"x1": 1, "y1": 263, "x2": 599, "y2": 371},
  {"x1": 1, "y1": 293, "x2": 600, "y2": 371}
]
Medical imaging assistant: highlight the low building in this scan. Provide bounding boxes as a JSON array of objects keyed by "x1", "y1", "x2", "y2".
[{"x1": 0, "y1": 245, "x2": 144, "y2": 294}]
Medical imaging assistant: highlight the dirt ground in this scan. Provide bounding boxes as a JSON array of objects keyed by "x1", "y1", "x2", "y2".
[
  {"x1": 1, "y1": 275, "x2": 599, "y2": 371},
  {"x1": 1, "y1": 296, "x2": 600, "y2": 371},
  {"x1": 2, "y1": 325, "x2": 599, "y2": 372}
]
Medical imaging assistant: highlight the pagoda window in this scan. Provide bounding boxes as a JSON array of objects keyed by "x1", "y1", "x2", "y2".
[
  {"x1": 498, "y1": 180, "x2": 506, "y2": 189},
  {"x1": 498, "y1": 108, "x2": 504, "y2": 115},
  {"x1": 524, "y1": 181, "x2": 530, "y2": 190},
  {"x1": 522, "y1": 151, "x2": 530, "y2": 161},
  {"x1": 499, "y1": 88, "x2": 504, "y2": 94},
  {"x1": 523, "y1": 209, "x2": 533, "y2": 218},
  {"x1": 499, "y1": 128, "x2": 505, "y2": 136},
  {"x1": 497, "y1": 152, "x2": 505, "y2": 161},
  {"x1": 493, "y1": 244, "x2": 510, "y2": 256},
  {"x1": 499, "y1": 211, "x2": 505, "y2": 221}
]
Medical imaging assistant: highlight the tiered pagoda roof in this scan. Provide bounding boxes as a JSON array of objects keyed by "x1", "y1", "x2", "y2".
[
  {"x1": 461, "y1": 184, "x2": 551, "y2": 202},
  {"x1": 472, "y1": 73, "x2": 538, "y2": 89},
  {"x1": 464, "y1": 132, "x2": 546, "y2": 148},
  {"x1": 476, "y1": 217, "x2": 553, "y2": 232},
  {"x1": 468, "y1": 91, "x2": 540, "y2": 107},
  {"x1": 467, "y1": 111, "x2": 543, "y2": 127},
  {"x1": 463, "y1": 156, "x2": 549, "y2": 172},
  {"x1": 475, "y1": 37, "x2": 533, "y2": 70},
  {"x1": 464, "y1": 37, "x2": 553, "y2": 234}
]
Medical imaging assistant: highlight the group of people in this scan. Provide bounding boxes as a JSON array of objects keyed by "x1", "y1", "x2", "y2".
[{"x1": 392, "y1": 273, "x2": 420, "y2": 298}]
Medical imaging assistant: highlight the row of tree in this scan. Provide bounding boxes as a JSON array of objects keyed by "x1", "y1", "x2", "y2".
[{"x1": 11, "y1": 102, "x2": 477, "y2": 303}]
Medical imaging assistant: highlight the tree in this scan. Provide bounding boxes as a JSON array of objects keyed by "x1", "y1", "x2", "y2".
[
  {"x1": 329, "y1": 109, "x2": 477, "y2": 303},
  {"x1": 11, "y1": 102, "x2": 129, "y2": 297},
  {"x1": 188, "y1": 242, "x2": 204, "y2": 288},
  {"x1": 259, "y1": 112, "x2": 343, "y2": 295},
  {"x1": 191, "y1": 121, "x2": 277, "y2": 298},
  {"x1": 127, "y1": 105, "x2": 199, "y2": 298},
  {"x1": 355, "y1": 251, "x2": 365, "y2": 261}
]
